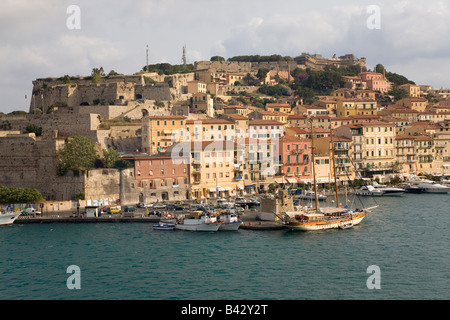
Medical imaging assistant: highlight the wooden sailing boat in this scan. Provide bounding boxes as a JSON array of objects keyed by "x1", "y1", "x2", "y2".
[{"x1": 285, "y1": 121, "x2": 372, "y2": 231}]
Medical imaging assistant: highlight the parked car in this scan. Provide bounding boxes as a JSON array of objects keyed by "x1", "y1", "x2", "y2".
[
  {"x1": 137, "y1": 202, "x2": 153, "y2": 208},
  {"x1": 166, "y1": 204, "x2": 183, "y2": 211},
  {"x1": 153, "y1": 203, "x2": 167, "y2": 210}
]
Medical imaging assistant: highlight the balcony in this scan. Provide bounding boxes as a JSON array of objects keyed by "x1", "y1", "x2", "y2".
[{"x1": 291, "y1": 149, "x2": 304, "y2": 155}]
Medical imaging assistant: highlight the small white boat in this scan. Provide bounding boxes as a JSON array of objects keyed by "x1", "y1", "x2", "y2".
[
  {"x1": 0, "y1": 212, "x2": 21, "y2": 226},
  {"x1": 153, "y1": 221, "x2": 175, "y2": 230},
  {"x1": 175, "y1": 211, "x2": 221, "y2": 232},
  {"x1": 217, "y1": 212, "x2": 242, "y2": 231},
  {"x1": 297, "y1": 190, "x2": 327, "y2": 201}
]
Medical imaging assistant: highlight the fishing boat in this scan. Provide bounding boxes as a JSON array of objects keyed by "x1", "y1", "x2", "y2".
[
  {"x1": 284, "y1": 121, "x2": 375, "y2": 231},
  {"x1": 0, "y1": 211, "x2": 21, "y2": 226},
  {"x1": 217, "y1": 211, "x2": 242, "y2": 231},
  {"x1": 174, "y1": 211, "x2": 221, "y2": 232}
]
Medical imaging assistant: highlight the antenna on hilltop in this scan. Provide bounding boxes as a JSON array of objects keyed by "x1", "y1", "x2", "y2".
[
  {"x1": 146, "y1": 44, "x2": 149, "y2": 72},
  {"x1": 182, "y1": 44, "x2": 187, "y2": 67}
]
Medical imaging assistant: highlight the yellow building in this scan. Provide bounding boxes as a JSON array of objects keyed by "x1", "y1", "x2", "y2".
[
  {"x1": 398, "y1": 84, "x2": 421, "y2": 97},
  {"x1": 187, "y1": 140, "x2": 239, "y2": 199},
  {"x1": 186, "y1": 118, "x2": 236, "y2": 142},
  {"x1": 265, "y1": 103, "x2": 292, "y2": 114},
  {"x1": 142, "y1": 115, "x2": 187, "y2": 154},
  {"x1": 360, "y1": 121, "x2": 397, "y2": 180},
  {"x1": 248, "y1": 110, "x2": 288, "y2": 123},
  {"x1": 398, "y1": 97, "x2": 428, "y2": 112},
  {"x1": 336, "y1": 98, "x2": 377, "y2": 117}
]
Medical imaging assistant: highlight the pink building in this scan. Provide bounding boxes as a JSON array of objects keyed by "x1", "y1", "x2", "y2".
[
  {"x1": 279, "y1": 136, "x2": 312, "y2": 184},
  {"x1": 358, "y1": 72, "x2": 391, "y2": 93}
]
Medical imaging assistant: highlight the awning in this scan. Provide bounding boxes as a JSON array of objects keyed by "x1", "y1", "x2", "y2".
[
  {"x1": 223, "y1": 187, "x2": 232, "y2": 191},
  {"x1": 236, "y1": 184, "x2": 244, "y2": 189},
  {"x1": 286, "y1": 177, "x2": 298, "y2": 184},
  {"x1": 245, "y1": 185, "x2": 255, "y2": 188},
  {"x1": 275, "y1": 178, "x2": 285, "y2": 184},
  {"x1": 208, "y1": 188, "x2": 217, "y2": 192}
]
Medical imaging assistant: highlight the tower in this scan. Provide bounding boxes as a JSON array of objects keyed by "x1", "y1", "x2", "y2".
[{"x1": 182, "y1": 44, "x2": 187, "y2": 67}]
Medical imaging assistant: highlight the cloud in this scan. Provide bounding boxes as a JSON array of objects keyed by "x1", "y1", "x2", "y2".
[{"x1": 1, "y1": 0, "x2": 450, "y2": 113}]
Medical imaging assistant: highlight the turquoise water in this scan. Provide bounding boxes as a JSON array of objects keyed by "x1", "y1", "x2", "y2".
[{"x1": 1, "y1": 193, "x2": 450, "y2": 300}]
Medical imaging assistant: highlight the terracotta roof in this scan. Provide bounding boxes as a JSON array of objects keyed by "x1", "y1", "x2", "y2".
[{"x1": 248, "y1": 120, "x2": 284, "y2": 126}]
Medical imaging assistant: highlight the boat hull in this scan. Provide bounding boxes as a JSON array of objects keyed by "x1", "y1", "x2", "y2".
[
  {"x1": 219, "y1": 221, "x2": 242, "y2": 231},
  {"x1": 175, "y1": 222, "x2": 221, "y2": 232},
  {"x1": 0, "y1": 212, "x2": 21, "y2": 226},
  {"x1": 287, "y1": 213, "x2": 366, "y2": 231}
]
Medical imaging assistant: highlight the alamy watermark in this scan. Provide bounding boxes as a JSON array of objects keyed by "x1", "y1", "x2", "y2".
[
  {"x1": 366, "y1": 5, "x2": 381, "y2": 30},
  {"x1": 366, "y1": 265, "x2": 381, "y2": 289},
  {"x1": 66, "y1": 265, "x2": 81, "y2": 290},
  {"x1": 66, "y1": 5, "x2": 81, "y2": 30}
]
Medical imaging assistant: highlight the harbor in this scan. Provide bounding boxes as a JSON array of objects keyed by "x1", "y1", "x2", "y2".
[{"x1": 2, "y1": 192, "x2": 450, "y2": 300}]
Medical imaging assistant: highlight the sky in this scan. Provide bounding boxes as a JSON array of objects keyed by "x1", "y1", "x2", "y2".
[{"x1": 1, "y1": 0, "x2": 450, "y2": 113}]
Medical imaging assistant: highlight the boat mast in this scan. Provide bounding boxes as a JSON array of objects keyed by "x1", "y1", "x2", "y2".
[
  {"x1": 330, "y1": 127, "x2": 339, "y2": 208},
  {"x1": 310, "y1": 120, "x2": 319, "y2": 210}
]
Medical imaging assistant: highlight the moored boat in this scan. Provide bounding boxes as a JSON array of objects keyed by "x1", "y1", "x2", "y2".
[
  {"x1": 0, "y1": 211, "x2": 21, "y2": 226},
  {"x1": 296, "y1": 190, "x2": 327, "y2": 201},
  {"x1": 356, "y1": 183, "x2": 405, "y2": 196},
  {"x1": 406, "y1": 179, "x2": 450, "y2": 194},
  {"x1": 175, "y1": 211, "x2": 221, "y2": 232},
  {"x1": 217, "y1": 211, "x2": 242, "y2": 231},
  {"x1": 153, "y1": 220, "x2": 175, "y2": 230}
]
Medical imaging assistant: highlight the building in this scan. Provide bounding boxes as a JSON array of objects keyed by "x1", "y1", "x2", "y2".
[
  {"x1": 248, "y1": 110, "x2": 288, "y2": 123},
  {"x1": 398, "y1": 84, "x2": 421, "y2": 98},
  {"x1": 141, "y1": 115, "x2": 186, "y2": 154},
  {"x1": 265, "y1": 103, "x2": 292, "y2": 114},
  {"x1": 123, "y1": 155, "x2": 189, "y2": 203},
  {"x1": 279, "y1": 136, "x2": 312, "y2": 185},
  {"x1": 315, "y1": 136, "x2": 355, "y2": 183},
  {"x1": 186, "y1": 118, "x2": 236, "y2": 142},
  {"x1": 358, "y1": 72, "x2": 391, "y2": 93},
  {"x1": 248, "y1": 120, "x2": 285, "y2": 140},
  {"x1": 336, "y1": 98, "x2": 378, "y2": 117},
  {"x1": 360, "y1": 121, "x2": 397, "y2": 180}
]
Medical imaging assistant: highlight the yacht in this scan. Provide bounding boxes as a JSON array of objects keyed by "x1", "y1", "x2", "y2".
[
  {"x1": 0, "y1": 211, "x2": 21, "y2": 226},
  {"x1": 296, "y1": 190, "x2": 327, "y2": 201},
  {"x1": 356, "y1": 182, "x2": 406, "y2": 196},
  {"x1": 406, "y1": 179, "x2": 450, "y2": 194}
]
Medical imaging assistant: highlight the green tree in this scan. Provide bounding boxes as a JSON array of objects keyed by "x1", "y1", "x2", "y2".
[
  {"x1": 102, "y1": 148, "x2": 121, "y2": 168},
  {"x1": 0, "y1": 185, "x2": 42, "y2": 204},
  {"x1": 25, "y1": 124, "x2": 42, "y2": 136},
  {"x1": 256, "y1": 68, "x2": 269, "y2": 83},
  {"x1": 56, "y1": 135, "x2": 98, "y2": 175},
  {"x1": 210, "y1": 56, "x2": 225, "y2": 62}
]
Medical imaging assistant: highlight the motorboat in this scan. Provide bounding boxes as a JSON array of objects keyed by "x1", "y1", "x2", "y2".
[
  {"x1": 356, "y1": 183, "x2": 405, "y2": 196},
  {"x1": 0, "y1": 211, "x2": 21, "y2": 226},
  {"x1": 153, "y1": 221, "x2": 175, "y2": 230},
  {"x1": 406, "y1": 179, "x2": 450, "y2": 194},
  {"x1": 234, "y1": 197, "x2": 260, "y2": 208},
  {"x1": 175, "y1": 211, "x2": 221, "y2": 232},
  {"x1": 296, "y1": 190, "x2": 327, "y2": 201}
]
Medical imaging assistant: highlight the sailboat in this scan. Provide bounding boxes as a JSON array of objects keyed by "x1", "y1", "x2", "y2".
[{"x1": 285, "y1": 122, "x2": 376, "y2": 231}]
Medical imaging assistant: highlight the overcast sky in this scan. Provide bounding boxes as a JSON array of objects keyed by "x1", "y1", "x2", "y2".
[{"x1": 1, "y1": 0, "x2": 450, "y2": 113}]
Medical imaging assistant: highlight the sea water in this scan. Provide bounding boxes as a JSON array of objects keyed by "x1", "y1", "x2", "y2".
[{"x1": 1, "y1": 193, "x2": 450, "y2": 300}]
